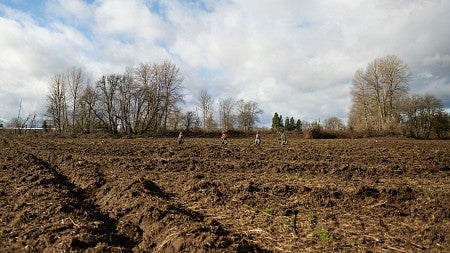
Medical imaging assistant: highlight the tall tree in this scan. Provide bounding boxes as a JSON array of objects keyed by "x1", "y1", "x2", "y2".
[
  {"x1": 197, "y1": 89, "x2": 214, "y2": 131},
  {"x1": 66, "y1": 67, "x2": 85, "y2": 133},
  {"x1": 349, "y1": 69, "x2": 372, "y2": 131},
  {"x1": 78, "y1": 84, "x2": 98, "y2": 133},
  {"x1": 271, "y1": 112, "x2": 283, "y2": 131},
  {"x1": 284, "y1": 117, "x2": 290, "y2": 131},
  {"x1": 236, "y1": 99, "x2": 263, "y2": 131},
  {"x1": 402, "y1": 94, "x2": 449, "y2": 139},
  {"x1": 117, "y1": 68, "x2": 134, "y2": 134},
  {"x1": 96, "y1": 75, "x2": 121, "y2": 134},
  {"x1": 349, "y1": 55, "x2": 410, "y2": 131},
  {"x1": 296, "y1": 119, "x2": 302, "y2": 132},
  {"x1": 154, "y1": 60, "x2": 184, "y2": 131},
  {"x1": 206, "y1": 112, "x2": 217, "y2": 130},
  {"x1": 133, "y1": 62, "x2": 156, "y2": 133},
  {"x1": 46, "y1": 61, "x2": 185, "y2": 135},
  {"x1": 46, "y1": 73, "x2": 68, "y2": 134},
  {"x1": 182, "y1": 111, "x2": 199, "y2": 131},
  {"x1": 289, "y1": 117, "x2": 295, "y2": 131},
  {"x1": 219, "y1": 97, "x2": 234, "y2": 130},
  {"x1": 324, "y1": 117, "x2": 345, "y2": 131},
  {"x1": 167, "y1": 106, "x2": 183, "y2": 131}
]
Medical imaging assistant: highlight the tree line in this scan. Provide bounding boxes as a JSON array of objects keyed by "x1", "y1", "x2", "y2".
[
  {"x1": 270, "y1": 55, "x2": 448, "y2": 139},
  {"x1": 187, "y1": 89, "x2": 263, "y2": 132},
  {"x1": 270, "y1": 113, "x2": 346, "y2": 134},
  {"x1": 271, "y1": 112, "x2": 302, "y2": 132},
  {"x1": 45, "y1": 61, "x2": 263, "y2": 135},
  {"x1": 349, "y1": 55, "x2": 449, "y2": 139},
  {"x1": 24, "y1": 55, "x2": 450, "y2": 139}
]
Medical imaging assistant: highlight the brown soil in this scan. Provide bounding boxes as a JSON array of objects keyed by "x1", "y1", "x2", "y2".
[{"x1": 1, "y1": 136, "x2": 449, "y2": 252}]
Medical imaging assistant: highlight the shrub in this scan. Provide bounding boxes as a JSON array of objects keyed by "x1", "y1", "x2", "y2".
[{"x1": 316, "y1": 228, "x2": 332, "y2": 243}]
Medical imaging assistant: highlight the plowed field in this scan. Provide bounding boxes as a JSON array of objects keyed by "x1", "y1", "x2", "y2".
[{"x1": 1, "y1": 135, "x2": 449, "y2": 252}]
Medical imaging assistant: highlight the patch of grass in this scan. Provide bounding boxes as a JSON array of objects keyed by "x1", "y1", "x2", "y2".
[
  {"x1": 283, "y1": 171, "x2": 303, "y2": 180},
  {"x1": 316, "y1": 227, "x2": 332, "y2": 244},
  {"x1": 263, "y1": 207, "x2": 273, "y2": 215}
]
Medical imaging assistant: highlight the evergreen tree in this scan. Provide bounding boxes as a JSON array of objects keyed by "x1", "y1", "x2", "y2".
[
  {"x1": 290, "y1": 117, "x2": 295, "y2": 131},
  {"x1": 271, "y1": 112, "x2": 283, "y2": 131},
  {"x1": 271, "y1": 112, "x2": 278, "y2": 131},
  {"x1": 296, "y1": 119, "x2": 302, "y2": 132},
  {"x1": 284, "y1": 117, "x2": 290, "y2": 131}
]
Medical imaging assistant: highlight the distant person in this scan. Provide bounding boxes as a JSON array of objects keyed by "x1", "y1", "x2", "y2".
[
  {"x1": 255, "y1": 131, "x2": 261, "y2": 146},
  {"x1": 177, "y1": 131, "x2": 184, "y2": 144},
  {"x1": 281, "y1": 130, "x2": 287, "y2": 145},
  {"x1": 221, "y1": 130, "x2": 229, "y2": 145}
]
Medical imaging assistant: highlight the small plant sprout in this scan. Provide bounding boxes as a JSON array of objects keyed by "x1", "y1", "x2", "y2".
[
  {"x1": 316, "y1": 228, "x2": 332, "y2": 244},
  {"x1": 263, "y1": 207, "x2": 273, "y2": 215}
]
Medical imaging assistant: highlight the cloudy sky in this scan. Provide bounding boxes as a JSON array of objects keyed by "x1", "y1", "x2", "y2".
[{"x1": 1, "y1": 0, "x2": 449, "y2": 127}]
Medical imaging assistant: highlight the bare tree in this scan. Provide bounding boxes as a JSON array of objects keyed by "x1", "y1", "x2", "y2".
[
  {"x1": 167, "y1": 106, "x2": 183, "y2": 131},
  {"x1": 236, "y1": 99, "x2": 263, "y2": 131},
  {"x1": 10, "y1": 100, "x2": 32, "y2": 135},
  {"x1": 117, "y1": 68, "x2": 135, "y2": 134},
  {"x1": 46, "y1": 73, "x2": 68, "y2": 134},
  {"x1": 349, "y1": 55, "x2": 410, "y2": 132},
  {"x1": 78, "y1": 84, "x2": 98, "y2": 133},
  {"x1": 154, "y1": 60, "x2": 184, "y2": 131},
  {"x1": 66, "y1": 67, "x2": 85, "y2": 133},
  {"x1": 129, "y1": 61, "x2": 184, "y2": 133},
  {"x1": 205, "y1": 112, "x2": 217, "y2": 130},
  {"x1": 182, "y1": 111, "x2": 199, "y2": 131},
  {"x1": 46, "y1": 61, "x2": 185, "y2": 135},
  {"x1": 96, "y1": 75, "x2": 121, "y2": 134},
  {"x1": 219, "y1": 97, "x2": 235, "y2": 130},
  {"x1": 349, "y1": 69, "x2": 373, "y2": 131},
  {"x1": 197, "y1": 89, "x2": 214, "y2": 131},
  {"x1": 402, "y1": 94, "x2": 449, "y2": 139},
  {"x1": 324, "y1": 117, "x2": 345, "y2": 131},
  {"x1": 133, "y1": 62, "x2": 157, "y2": 133}
]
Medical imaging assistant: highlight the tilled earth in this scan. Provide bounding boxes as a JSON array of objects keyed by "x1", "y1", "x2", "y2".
[{"x1": 0, "y1": 135, "x2": 449, "y2": 252}]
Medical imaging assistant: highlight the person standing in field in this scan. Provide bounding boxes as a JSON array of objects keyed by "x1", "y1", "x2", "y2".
[
  {"x1": 221, "y1": 130, "x2": 229, "y2": 145},
  {"x1": 281, "y1": 130, "x2": 287, "y2": 145},
  {"x1": 255, "y1": 131, "x2": 261, "y2": 146},
  {"x1": 177, "y1": 131, "x2": 184, "y2": 144}
]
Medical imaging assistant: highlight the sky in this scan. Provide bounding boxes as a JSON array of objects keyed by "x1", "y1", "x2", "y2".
[{"x1": 1, "y1": 0, "x2": 449, "y2": 127}]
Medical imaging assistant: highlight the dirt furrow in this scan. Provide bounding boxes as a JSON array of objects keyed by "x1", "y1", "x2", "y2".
[
  {"x1": 1, "y1": 136, "x2": 449, "y2": 252},
  {"x1": 0, "y1": 139, "x2": 136, "y2": 252}
]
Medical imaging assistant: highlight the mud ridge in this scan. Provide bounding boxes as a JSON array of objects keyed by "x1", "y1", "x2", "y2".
[
  {"x1": 1, "y1": 137, "x2": 448, "y2": 252},
  {"x1": 1, "y1": 142, "x2": 136, "y2": 251}
]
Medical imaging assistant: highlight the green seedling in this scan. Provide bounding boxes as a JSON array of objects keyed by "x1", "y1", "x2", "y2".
[
  {"x1": 263, "y1": 207, "x2": 273, "y2": 215},
  {"x1": 316, "y1": 228, "x2": 332, "y2": 244}
]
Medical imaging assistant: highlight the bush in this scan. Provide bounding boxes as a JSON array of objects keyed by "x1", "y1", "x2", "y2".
[{"x1": 304, "y1": 127, "x2": 350, "y2": 139}]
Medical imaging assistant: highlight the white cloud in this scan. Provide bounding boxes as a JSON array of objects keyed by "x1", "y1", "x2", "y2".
[
  {"x1": 47, "y1": 0, "x2": 93, "y2": 24},
  {"x1": 94, "y1": 0, "x2": 168, "y2": 42},
  {"x1": 0, "y1": 0, "x2": 449, "y2": 125}
]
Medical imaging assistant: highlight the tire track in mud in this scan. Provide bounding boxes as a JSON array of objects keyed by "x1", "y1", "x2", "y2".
[{"x1": 3, "y1": 139, "x2": 136, "y2": 251}]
